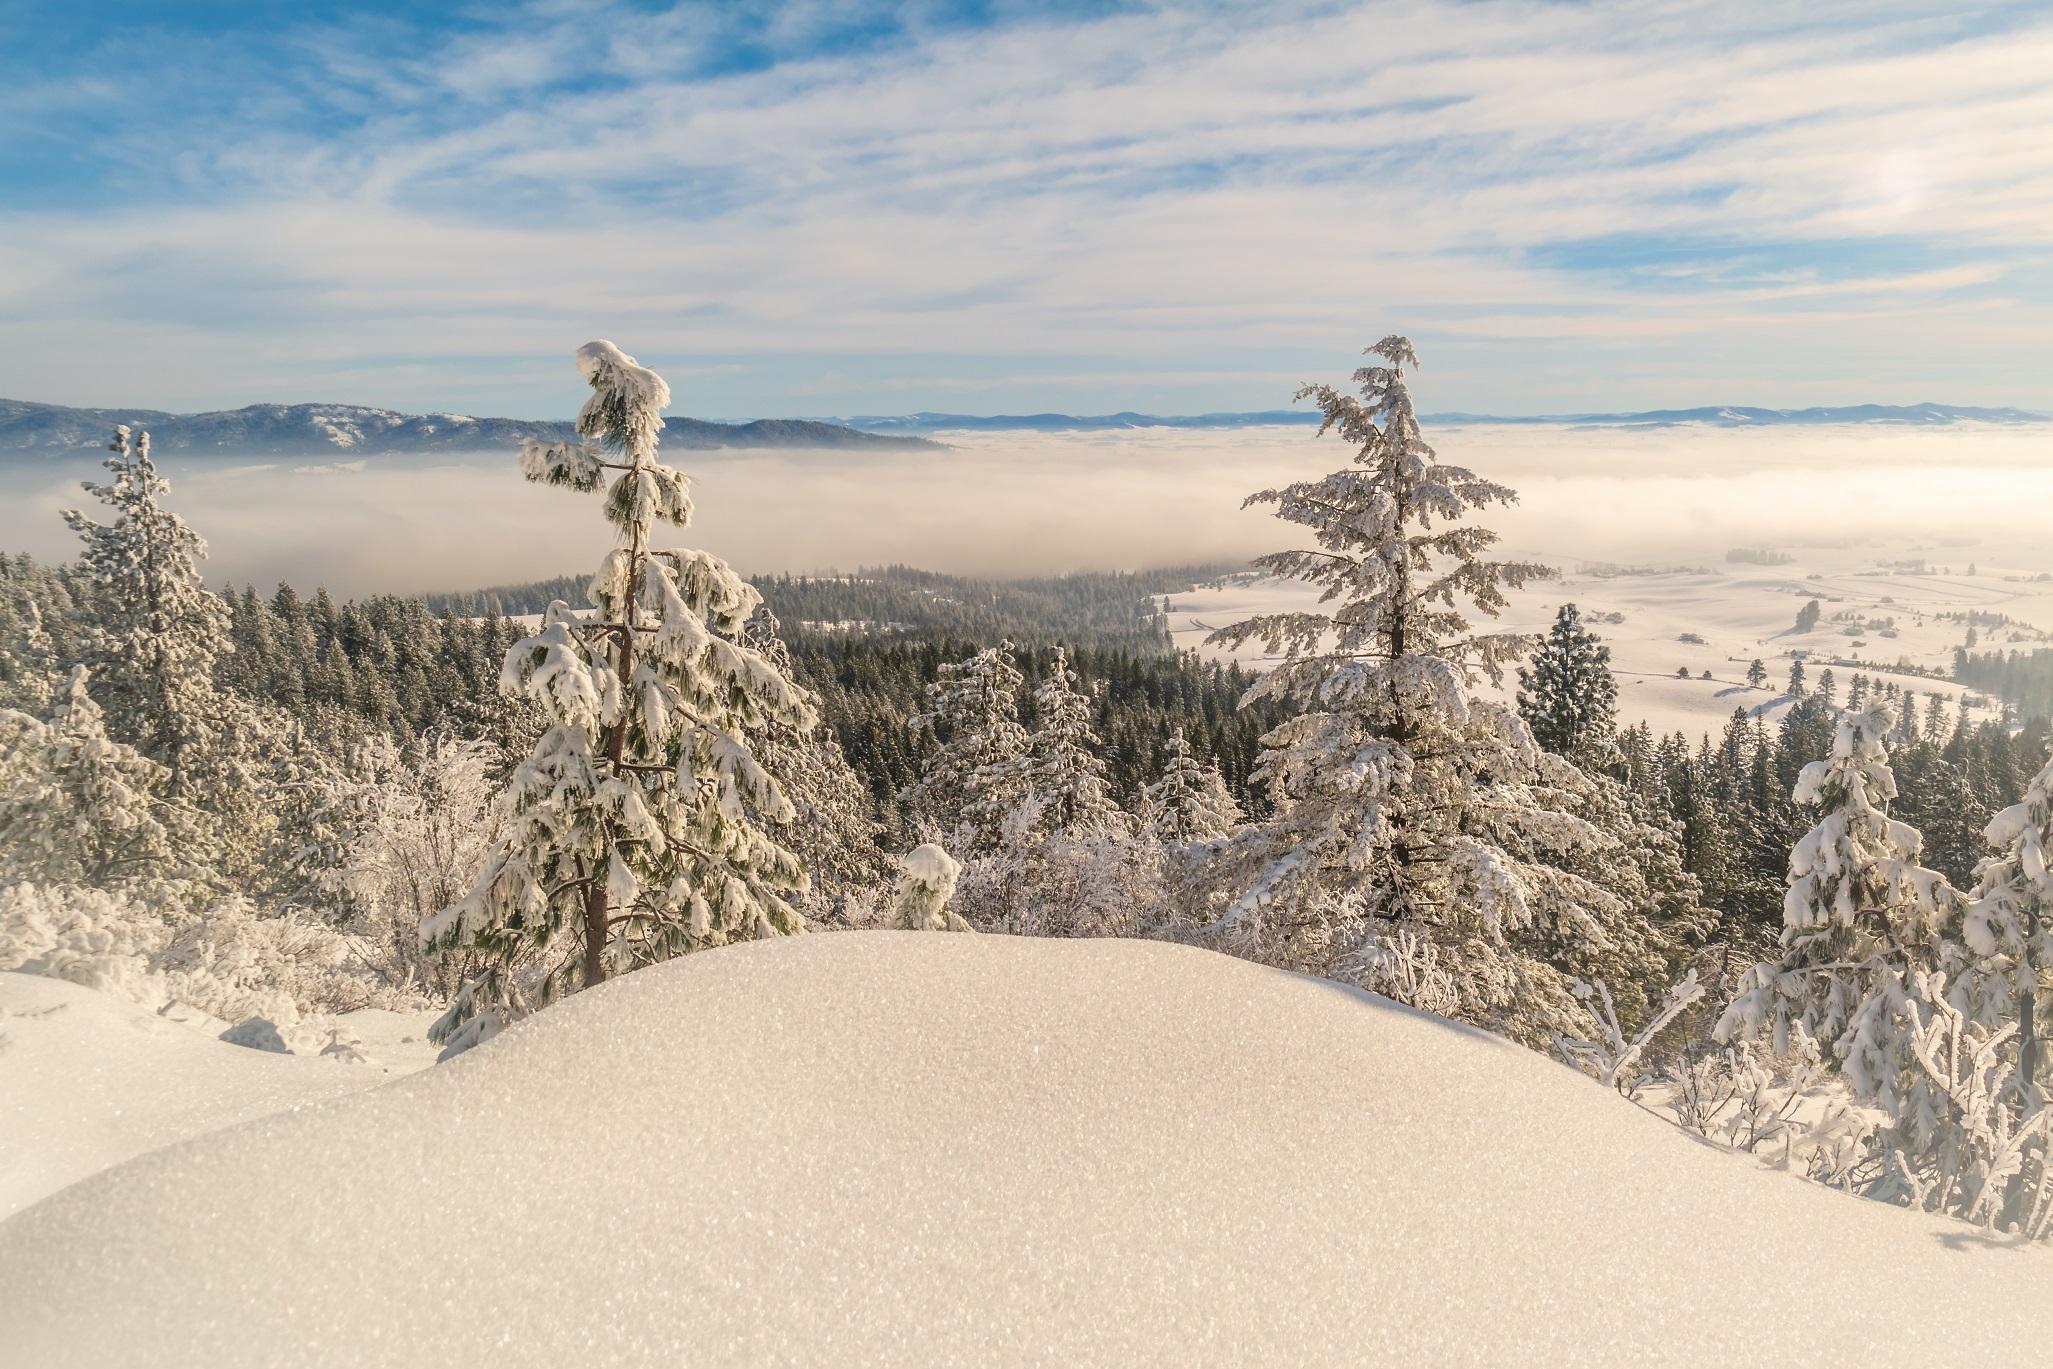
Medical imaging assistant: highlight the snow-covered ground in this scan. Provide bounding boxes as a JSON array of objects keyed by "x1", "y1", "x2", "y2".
[
  {"x1": 1173, "y1": 544, "x2": 2053, "y2": 738},
  {"x1": 3, "y1": 933, "x2": 2046, "y2": 1366},
  {"x1": 0, "y1": 972, "x2": 438, "y2": 1218}
]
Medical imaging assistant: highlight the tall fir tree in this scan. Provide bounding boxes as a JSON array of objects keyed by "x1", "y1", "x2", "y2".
[
  {"x1": 1719, "y1": 703, "x2": 1959, "y2": 1144},
  {"x1": 1139, "y1": 725, "x2": 1241, "y2": 845},
  {"x1": 1004, "y1": 645, "x2": 1119, "y2": 836},
  {"x1": 901, "y1": 642, "x2": 1030, "y2": 852},
  {"x1": 0, "y1": 665, "x2": 200, "y2": 892},
  {"x1": 1202, "y1": 337, "x2": 1657, "y2": 1041},
  {"x1": 63, "y1": 426, "x2": 234, "y2": 796},
  {"x1": 1517, "y1": 603, "x2": 1619, "y2": 768},
  {"x1": 425, "y1": 342, "x2": 812, "y2": 1052}
]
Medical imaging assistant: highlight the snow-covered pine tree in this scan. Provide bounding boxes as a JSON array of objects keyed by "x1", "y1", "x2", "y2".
[
  {"x1": 0, "y1": 600, "x2": 59, "y2": 712},
  {"x1": 741, "y1": 606, "x2": 888, "y2": 909},
  {"x1": 1202, "y1": 337, "x2": 1643, "y2": 1042},
  {"x1": 0, "y1": 665, "x2": 201, "y2": 892},
  {"x1": 1139, "y1": 726, "x2": 1241, "y2": 845},
  {"x1": 1718, "y1": 702, "x2": 1958, "y2": 1142},
  {"x1": 1007, "y1": 646, "x2": 1120, "y2": 837},
  {"x1": 423, "y1": 342, "x2": 812, "y2": 1052},
  {"x1": 1517, "y1": 603, "x2": 1619, "y2": 767},
  {"x1": 890, "y1": 843, "x2": 972, "y2": 932},
  {"x1": 901, "y1": 642, "x2": 1030, "y2": 852},
  {"x1": 63, "y1": 427, "x2": 234, "y2": 796},
  {"x1": 1962, "y1": 753, "x2": 2053, "y2": 1107}
]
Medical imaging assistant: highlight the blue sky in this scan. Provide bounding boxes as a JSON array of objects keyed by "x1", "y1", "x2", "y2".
[{"x1": 2, "y1": 0, "x2": 2050, "y2": 418}]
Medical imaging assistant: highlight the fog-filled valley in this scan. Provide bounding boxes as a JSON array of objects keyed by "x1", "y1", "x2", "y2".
[{"x1": 5, "y1": 420, "x2": 2050, "y2": 595}]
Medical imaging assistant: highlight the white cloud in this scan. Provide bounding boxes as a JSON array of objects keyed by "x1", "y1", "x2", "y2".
[{"x1": 2, "y1": 0, "x2": 2048, "y2": 414}]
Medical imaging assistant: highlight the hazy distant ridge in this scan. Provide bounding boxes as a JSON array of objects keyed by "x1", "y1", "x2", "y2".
[
  {"x1": 831, "y1": 402, "x2": 2048, "y2": 433},
  {"x1": 0, "y1": 399, "x2": 940, "y2": 458}
]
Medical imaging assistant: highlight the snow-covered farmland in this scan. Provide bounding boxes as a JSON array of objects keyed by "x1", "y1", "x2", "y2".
[
  {"x1": 5, "y1": 932, "x2": 2049, "y2": 1368},
  {"x1": 1172, "y1": 545, "x2": 2053, "y2": 738}
]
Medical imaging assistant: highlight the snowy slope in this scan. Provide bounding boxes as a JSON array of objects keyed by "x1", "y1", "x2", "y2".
[
  {"x1": 2, "y1": 934, "x2": 2045, "y2": 1367},
  {"x1": 0, "y1": 973, "x2": 435, "y2": 1217}
]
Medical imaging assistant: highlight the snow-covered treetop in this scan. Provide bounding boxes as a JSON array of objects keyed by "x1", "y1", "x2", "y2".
[
  {"x1": 517, "y1": 340, "x2": 693, "y2": 534},
  {"x1": 1963, "y1": 751, "x2": 2053, "y2": 976},
  {"x1": 891, "y1": 842, "x2": 971, "y2": 932},
  {"x1": 1209, "y1": 336, "x2": 1550, "y2": 705},
  {"x1": 901, "y1": 842, "x2": 962, "y2": 888},
  {"x1": 1782, "y1": 701, "x2": 1952, "y2": 939}
]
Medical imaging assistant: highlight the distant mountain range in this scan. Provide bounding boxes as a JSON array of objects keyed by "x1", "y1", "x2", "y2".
[
  {"x1": 0, "y1": 399, "x2": 940, "y2": 460},
  {"x1": 2, "y1": 398, "x2": 2040, "y2": 461},
  {"x1": 829, "y1": 402, "x2": 2048, "y2": 433}
]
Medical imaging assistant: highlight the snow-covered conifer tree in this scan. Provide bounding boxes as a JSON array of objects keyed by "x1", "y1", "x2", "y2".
[
  {"x1": 424, "y1": 342, "x2": 812, "y2": 1051},
  {"x1": 0, "y1": 600, "x2": 59, "y2": 712},
  {"x1": 1139, "y1": 726, "x2": 1240, "y2": 845},
  {"x1": 1202, "y1": 337, "x2": 1639, "y2": 1041},
  {"x1": 0, "y1": 665, "x2": 200, "y2": 891},
  {"x1": 741, "y1": 606, "x2": 887, "y2": 907},
  {"x1": 64, "y1": 427, "x2": 234, "y2": 795},
  {"x1": 890, "y1": 843, "x2": 972, "y2": 932},
  {"x1": 1518, "y1": 603, "x2": 1619, "y2": 767},
  {"x1": 1962, "y1": 754, "x2": 2053, "y2": 1106},
  {"x1": 1718, "y1": 703, "x2": 1958, "y2": 1139},
  {"x1": 1006, "y1": 646, "x2": 1119, "y2": 837},
  {"x1": 901, "y1": 642, "x2": 1029, "y2": 852}
]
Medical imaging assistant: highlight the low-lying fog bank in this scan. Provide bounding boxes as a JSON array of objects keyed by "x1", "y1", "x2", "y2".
[{"x1": 2, "y1": 423, "x2": 2047, "y2": 594}]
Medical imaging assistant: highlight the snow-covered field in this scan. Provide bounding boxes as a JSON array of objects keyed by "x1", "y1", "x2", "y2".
[
  {"x1": 2, "y1": 933, "x2": 2047, "y2": 1367},
  {"x1": 0, "y1": 973, "x2": 438, "y2": 1218},
  {"x1": 1173, "y1": 544, "x2": 2053, "y2": 738}
]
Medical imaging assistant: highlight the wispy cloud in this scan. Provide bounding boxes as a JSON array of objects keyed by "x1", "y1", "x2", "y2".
[{"x1": 1, "y1": 0, "x2": 2048, "y2": 415}]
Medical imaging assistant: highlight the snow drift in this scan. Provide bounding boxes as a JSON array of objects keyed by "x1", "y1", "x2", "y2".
[
  {"x1": 0, "y1": 973, "x2": 416, "y2": 1218},
  {"x1": 2, "y1": 934, "x2": 2046, "y2": 1366}
]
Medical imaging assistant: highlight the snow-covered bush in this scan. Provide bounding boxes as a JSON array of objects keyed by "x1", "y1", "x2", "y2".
[
  {"x1": 323, "y1": 732, "x2": 503, "y2": 997},
  {"x1": 953, "y1": 800, "x2": 1169, "y2": 939},
  {"x1": 889, "y1": 844, "x2": 972, "y2": 932},
  {"x1": 1895, "y1": 972, "x2": 2053, "y2": 1237},
  {"x1": 0, "y1": 881, "x2": 173, "y2": 1005},
  {"x1": 0, "y1": 879, "x2": 411, "y2": 1026},
  {"x1": 1553, "y1": 971, "x2": 1704, "y2": 1096}
]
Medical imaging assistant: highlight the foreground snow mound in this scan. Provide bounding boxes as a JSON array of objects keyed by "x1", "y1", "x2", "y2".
[{"x1": 2, "y1": 935, "x2": 2046, "y2": 1366}]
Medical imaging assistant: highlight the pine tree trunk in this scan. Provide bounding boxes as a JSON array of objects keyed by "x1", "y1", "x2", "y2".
[
  {"x1": 582, "y1": 880, "x2": 608, "y2": 989},
  {"x1": 585, "y1": 460, "x2": 650, "y2": 989}
]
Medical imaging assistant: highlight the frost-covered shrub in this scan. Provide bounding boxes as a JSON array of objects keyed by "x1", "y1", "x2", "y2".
[
  {"x1": 0, "y1": 879, "x2": 415, "y2": 1024},
  {"x1": 155, "y1": 896, "x2": 404, "y2": 1022},
  {"x1": 953, "y1": 801, "x2": 1169, "y2": 938},
  {"x1": 0, "y1": 881, "x2": 173, "y2": 1004}
]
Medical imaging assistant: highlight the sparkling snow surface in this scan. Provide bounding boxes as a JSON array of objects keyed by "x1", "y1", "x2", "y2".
[
  {"x1": 3, "y1": 934, "x2": 2047, "y2": 1366},
  {"x1": 0, "y1": 973, "x2": 436, "y2": 1217}
]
